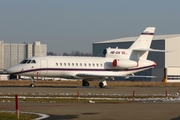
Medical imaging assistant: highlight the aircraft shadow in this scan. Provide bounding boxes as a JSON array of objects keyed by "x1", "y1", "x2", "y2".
[{"x1": 171, "y1": 116, "x2": 180, "y2": 120}]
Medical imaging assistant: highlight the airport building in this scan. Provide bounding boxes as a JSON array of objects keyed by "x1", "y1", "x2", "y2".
[
  {"x1": 0, "y1": 41, "x2": 47, "y2": 72},
  {"x1": 93, "y1": 34, "x2": 180, "y2": 82}
]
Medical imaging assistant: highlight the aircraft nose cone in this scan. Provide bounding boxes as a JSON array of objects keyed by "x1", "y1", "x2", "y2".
[
  {"x1": 6, "y1": 67, "x2": 15, "y2": 74},
  {"x1": 6, "y1": 68, "x2": 11, "y2": 74}
]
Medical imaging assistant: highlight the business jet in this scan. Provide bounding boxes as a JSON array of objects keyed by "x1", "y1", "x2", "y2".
[{"x1": 6, "y1": 27, "x2": 166, "y2": 88}]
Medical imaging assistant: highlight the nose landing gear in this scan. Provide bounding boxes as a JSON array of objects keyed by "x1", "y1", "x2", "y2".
[{"x1": 29, "y1": 77, "x2": 35, "y2": 88}]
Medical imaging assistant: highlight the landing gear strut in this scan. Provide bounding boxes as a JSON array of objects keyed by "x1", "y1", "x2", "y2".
[
  {"x1": 29, "y1": 77, "x2": 35, "y2": 88},
  {"x1": 82, "y1": 79, "x2": 89, "y2": 87}
]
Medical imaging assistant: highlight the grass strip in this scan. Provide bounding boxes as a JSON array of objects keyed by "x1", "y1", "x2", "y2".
[{"x1": 0, "y1": 111, "x2": 39, "y2": 120}]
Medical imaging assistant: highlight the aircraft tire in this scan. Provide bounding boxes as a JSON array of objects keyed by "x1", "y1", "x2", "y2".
[
  {"x1": 29, "y1": 84, "x2": 35, "y2": 88},
  {"x1": 99, "y1": 82, "x2": 106, "y2": 88},
  {"x1": 82, "y1": 80, "x2": 89, "y2": 86}
]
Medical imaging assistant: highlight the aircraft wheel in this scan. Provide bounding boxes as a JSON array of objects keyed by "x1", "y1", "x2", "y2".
[
  {"x1": 99, "y1": 82, "x2": 106, "y2": 88},
  {"x1": 82, "y1": 80, "x2": 89, "y2": 86},
  {"x1": 29, "y1": 84, "x2": 35, "y2": 88}
]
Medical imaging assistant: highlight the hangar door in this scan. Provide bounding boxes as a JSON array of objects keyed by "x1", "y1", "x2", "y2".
[{"x1": 167, "y1": 68, "x2": 180, "y2": 82}]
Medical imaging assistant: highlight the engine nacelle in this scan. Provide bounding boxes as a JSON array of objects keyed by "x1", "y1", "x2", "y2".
[{"x1": 112, "y1": 59, "x2": 138, "y2": 69}]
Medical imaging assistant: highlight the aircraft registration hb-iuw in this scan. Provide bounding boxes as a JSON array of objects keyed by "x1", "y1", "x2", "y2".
[{"x1": 6, "y1": 27, "x2": 166, "y2": 88}]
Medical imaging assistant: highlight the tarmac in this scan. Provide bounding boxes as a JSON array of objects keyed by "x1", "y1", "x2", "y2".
[{"x1": 1, "y1": 86, "x2": 180, "y2": 120}]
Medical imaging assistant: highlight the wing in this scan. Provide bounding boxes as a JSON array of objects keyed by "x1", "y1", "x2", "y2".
[
  {"x1": 76, "y1": 74, "x2": 105, "y2": 79},
  {"x1": 76, "y1": 73, "x2": 156, "y2": 79}
]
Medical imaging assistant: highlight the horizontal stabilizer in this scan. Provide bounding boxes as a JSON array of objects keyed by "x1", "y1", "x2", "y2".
[{"x1": 133, "y1": 48, "x2": 170, "y2": 52}]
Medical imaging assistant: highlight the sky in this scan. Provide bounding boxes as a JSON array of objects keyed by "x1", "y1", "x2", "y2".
[{"x1": 0, "y1": 0, "x2": 180, "y2": 55}]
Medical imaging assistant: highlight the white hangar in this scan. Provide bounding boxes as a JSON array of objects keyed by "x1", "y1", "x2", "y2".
[
  {"x1": 0, "y1": 41, "x2": 47, "y2": 72},
  {"x1": 92, "y1": 34, "x2": 180, "y2": 82}
]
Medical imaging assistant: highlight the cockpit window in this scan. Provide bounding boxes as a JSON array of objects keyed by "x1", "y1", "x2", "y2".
[
  {"x1": 20, "y1": 59, "x2": 28, "y2": 64},
  {"x1": 20, "y1": 59, "x2": 36, "y2": 64},
  {"x1": 31, "y1": 60, "x2": 36, "y2": 63},
  {"x1": 27, "y1": 60, "x2": 31, "y2": 64}
]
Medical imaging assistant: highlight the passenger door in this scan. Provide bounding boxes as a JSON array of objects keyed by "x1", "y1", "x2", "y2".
[{"x1": 39, "y1": 59, "x2": 48, "y2": 77}]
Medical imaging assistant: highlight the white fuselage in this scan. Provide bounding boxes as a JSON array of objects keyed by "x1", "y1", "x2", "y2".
[
  {"x1": 6, "y1": 56, "x2": 156, "y2": 80},
  {"x1": 5, "y1": 27, "x2": 161, "y2": 88}
]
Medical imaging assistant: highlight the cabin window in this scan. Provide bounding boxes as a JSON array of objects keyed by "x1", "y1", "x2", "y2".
[
  {"x1": 80, "y1": 63, "x2": 82, "y2": 66},
  {"x1": 72, "y1": 63, "x2": 74, "y2": 66},
  {"x1": 76, "y1": 63, "x2": 78, "y2": 66},
  {"x1": 100, "y1": 64, "x2": 103, "y2": 67},
  {"x1": 60, "y1": 63, "x2": 62, "y2": 66},
  {"x1": 68, "y1": 63, "x2": 70, "y2": 66},
  {"x1": 89, "y1": 63, "x2": 91, "y2": 67},
  {"x1": 64, "y1": 63, "x2": 66, "y2": 66},
  {"x1": 96, "y1": 63, "x2": 99, "y2": 67},
  {"x1": 84, "y1": 63, "x2": 86, "y2": 66},
  {"x1": 56, "y1": 63, "x2": 58, "y2": 66},
  {"x1": 93, "y1": 63, "x2": 95, "y2": 67}
]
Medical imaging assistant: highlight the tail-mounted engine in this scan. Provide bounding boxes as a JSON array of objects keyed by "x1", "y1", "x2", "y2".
[{"x1": 112, "y1": 59, "x2": 138, "y2": 69}]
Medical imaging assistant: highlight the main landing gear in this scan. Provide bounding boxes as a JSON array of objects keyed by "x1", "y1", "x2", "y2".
[
  {"x1": 99, "y1": 81, "x2": 107, "y2": 88},
  {"x1": 82, "y1": 79, "x2": 107, "y2": 88},
  {"x1": 82, "y1": 79, "x2": 90, "y2": 86}
]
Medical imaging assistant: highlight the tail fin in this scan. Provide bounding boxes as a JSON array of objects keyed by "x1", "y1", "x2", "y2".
[
  {"x1": 129, "y1": 27, "x2": 155, "y2": 49},
  {"x1": 129, "y1": 27, "x2": 155, "y2": 60}
]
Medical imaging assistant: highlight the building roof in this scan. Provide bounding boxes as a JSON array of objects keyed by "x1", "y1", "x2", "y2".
[{"x1": 93, "y1": 34, "x2": 180, "y2": 44}]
